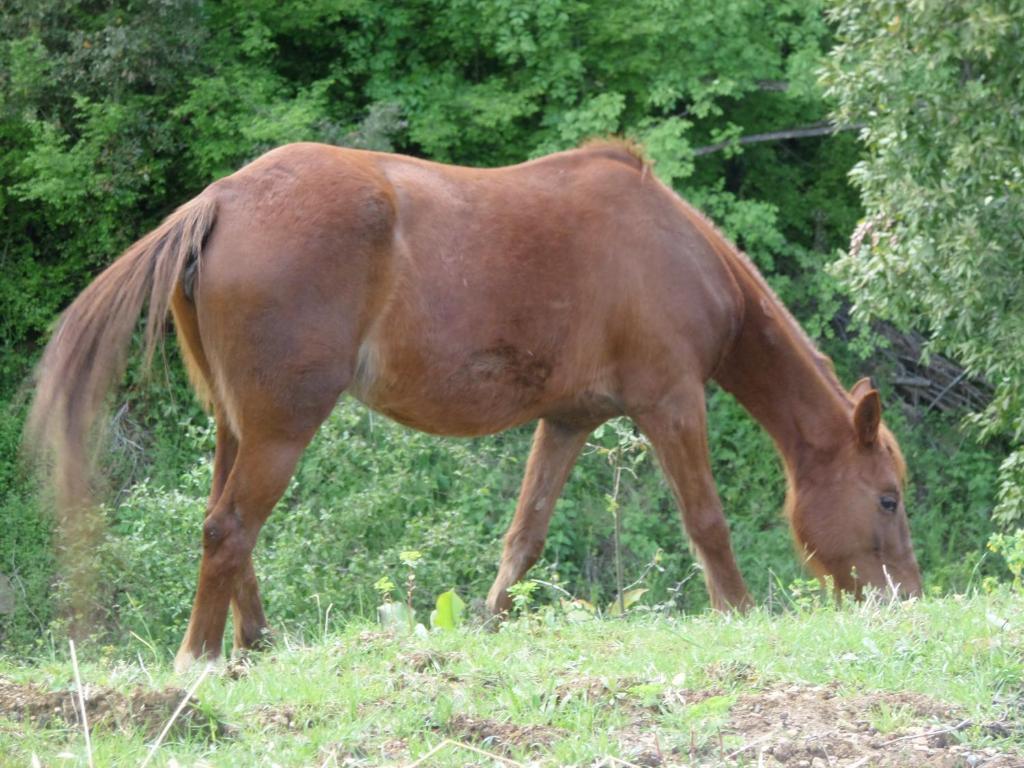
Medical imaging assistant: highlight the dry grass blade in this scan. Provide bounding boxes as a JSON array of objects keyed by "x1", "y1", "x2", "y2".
[
  {"x1": 594, "y1": 758, "x2": 644, "y2": 767},
  {"x1": 719, "y1": 733, "x2": 772, "y2": 764},
  {"x1": 883, "y1": 719, "x2": 972, "y2": 746},
  {"x1": 68, "y1": 639, "x2": 94, "y2": 768},
  {"x1": 139, "y1": 662, "x2": 213, "y2": 768},
  {"x1": 404, "y1": 739, "x2": 449, "y2": 767}
]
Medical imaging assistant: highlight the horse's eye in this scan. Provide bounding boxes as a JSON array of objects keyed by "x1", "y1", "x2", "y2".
[{"x1": 880, "y1": 495, "x2": 899, "y2": 513}]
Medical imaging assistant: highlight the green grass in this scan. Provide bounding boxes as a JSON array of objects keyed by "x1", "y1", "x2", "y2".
[{"x1": 1, "y1": 588, "x2": 1021, "y2": 767}]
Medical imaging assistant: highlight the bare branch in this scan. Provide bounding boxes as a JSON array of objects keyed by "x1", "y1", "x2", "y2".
[{"x1": 693, "y1": 121, "x2": 865, "y2": 157}]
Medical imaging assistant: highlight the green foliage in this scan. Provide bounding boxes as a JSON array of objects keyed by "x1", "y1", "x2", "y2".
[
  {"x1": 822, "y1": 0, "x2": 1024, "y2": 525},
  {"x1": 0, "y1": 402, "x2": 55, "y2": 653},
  {"x1": 988, "y1": 529, "x2": 1024, "y2": 589},
  {"x1": 0, "y1": 2, "x2": 207, "y2": 383},
  {"x1": 0, "y1": 0, "x2": 1018, "y2": 655}
]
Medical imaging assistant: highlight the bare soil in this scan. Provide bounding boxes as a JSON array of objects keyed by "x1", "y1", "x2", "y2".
[
  {"x1": 714, "y1": 682, "x2": 1020, "y2": 768},
  {"x1": 445, "y1": 677, "x2": 1022, "y2": 767},
  {"x1": 0, "y1": 676, "x2": 225, "y2": 740},
  {"x1": 445, "y1": 713, "x2": 566, "y2": 754},
  {"x1": 606, "y1": 681, "x2": 1023, "y2": 768}
]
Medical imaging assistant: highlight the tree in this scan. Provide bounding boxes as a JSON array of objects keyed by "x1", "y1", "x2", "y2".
[{"x1": 822, "y1": 0, "x2": 1024, "y2": 525}]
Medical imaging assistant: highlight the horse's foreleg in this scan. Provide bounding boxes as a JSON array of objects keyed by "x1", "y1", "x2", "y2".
[
  {"x1": 632, "y1": 389, "x2": 753, "y2": 611},
  {"x1": 175, "y1": 433, "x2": 309, "y2": 673},
  {"x1": 486, "y1": 419, "x2": 589, "y2": 615}
]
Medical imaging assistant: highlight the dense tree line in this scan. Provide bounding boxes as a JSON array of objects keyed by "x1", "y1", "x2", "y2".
[
  {"x1": 1, "y1": 1, "x2": 1018, "y2": 653},
  {"x1": 823, "y1": 0, "x2": 1024, "y2": 526}
]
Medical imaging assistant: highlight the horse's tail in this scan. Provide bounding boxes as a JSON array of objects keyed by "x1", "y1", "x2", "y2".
[{"x1": 26, "y1": 195, "x2": 217, "y2": 511}]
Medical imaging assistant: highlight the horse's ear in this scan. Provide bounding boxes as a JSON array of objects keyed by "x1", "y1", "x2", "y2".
[
  {"x1": 850, "y1": 377, "x2": 874, "y2": 400},
  {"x1": 853, "y1": 390, "x2": 882, "y2": 446}
]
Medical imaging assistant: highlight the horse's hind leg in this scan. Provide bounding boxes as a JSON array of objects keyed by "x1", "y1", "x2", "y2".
[
  {"x1": 175, "y1": 423, "x2": 319, "y2": 672},
  {"x1": 486, "y1": 419, "x2": 590, "y2": 615},
  {"x1": 231, "y1": 552, "x2": 270, "y2": 653},
  {"x1": 630, "y1": 387, "x2": 753, "y2": 611},
  {"x1": 204, "y1": 415, "x2": 269, "y2": 653}
]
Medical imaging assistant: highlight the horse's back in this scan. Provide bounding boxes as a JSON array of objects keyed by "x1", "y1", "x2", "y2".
[
  {"x1": 355, "y1": 145, "x2": 742, "y2": 431},
  {"x1": 189, "y1": 143, "x2": 743, "y2": 438}
]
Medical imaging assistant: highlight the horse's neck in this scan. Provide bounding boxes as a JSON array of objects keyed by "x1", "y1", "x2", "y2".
[{"x1": 712, "y1": 253, "x2": 851, "y2": 467}]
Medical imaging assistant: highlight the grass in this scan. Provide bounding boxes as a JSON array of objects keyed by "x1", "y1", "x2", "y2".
[{"x1": 1, "y1": 587, "x2": 1021, "y2": 767}]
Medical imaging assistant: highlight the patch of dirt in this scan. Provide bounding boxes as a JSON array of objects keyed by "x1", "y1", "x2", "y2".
[
  {"x1": 702, "y1": 660, "x2": 761, "y2": 686},
  {"x1": 653, "y1": 682, "x2": 1022, "y2": 767},
  {"x1": 556, "y1": 675, "x2": 727, "y2": 717},
  {"x1": 255, "y1": 703, "x2": 327, "y2": 732},
  {"x1": 556, "y1": 679, "x2": 1023, "y2": 767},
  {"x1": 397, "y1": 649, "x2": 461, "y2": 673},
  {"x1": 0, "y1": 677, "x2": 226, "y2": 739},
  {"x1": 356, "y1": 630, "x2": 391, "y2": 646},
  {"x1": 224, "y1": 655, "x2": 255, "y2": 680},
  {"x1": 556, "y1": 676, "x2": 644, "y2": 707},
  {"x1": 446, "y1": 713, "x2": 565, "y2": 755},
  {"x1": 379, "y1": 738, "x2": 409, "y2": 762}
]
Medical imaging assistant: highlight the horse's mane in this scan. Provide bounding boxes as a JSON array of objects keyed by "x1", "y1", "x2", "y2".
[
  {"x1": 682, "y1": 202, "x2": 851, "y2": 404},
  {"x1": 579, "y1": 137, "x2": 649, "y2": 172},
  {"x1": 683, "y1": 210, "x2": 911, "y2": 504},
  {"x1": 711, "y1": 229, "x2": 907, "y2": 486}
]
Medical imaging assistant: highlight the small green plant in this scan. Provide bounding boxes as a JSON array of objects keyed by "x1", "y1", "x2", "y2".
[
  {"x1": 506, "y1": 579, "x2": 540, "y2": 616},
  {"x1": 373, "y1": 576, "x2": 396, "y2": 603},
  {"x1": 376, "y1": 551, "x2": 426, "y2": 634},
  {"x1": 376, "y1": 552, "x2": 465, "y2": 634},
  {"x1": 589, "y1": 418, "x2": 650, "y2": 614},
  {"x1": 784, "y1": 575, "x2": 831, "y2": 611},
  {"x1": 988, "y1": 529, "x2": 1024, "y2": 589},
  {"x1": 399, "y1": 549, "x2": 422, "y2": 619},
  {"x1": 868, "y1": 702, "x2": 917, "y2": 735}
]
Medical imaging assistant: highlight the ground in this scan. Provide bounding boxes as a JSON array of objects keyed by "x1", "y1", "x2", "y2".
[{"x1": 0, "y1": 589, "x2": 1021, "y2": 766}]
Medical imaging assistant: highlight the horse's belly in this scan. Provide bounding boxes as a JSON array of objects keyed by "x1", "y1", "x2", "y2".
[{"x1": 348, "y1": 336, "x2": 599, "y2": 436}]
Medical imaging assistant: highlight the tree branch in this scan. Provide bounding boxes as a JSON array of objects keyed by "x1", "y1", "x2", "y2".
[
  {"x1": 693, "y1": 121, "x2": 865, "y2": 157},
  {"x1": 756, "y1": 79, "x2": 790, "y2": 92}
]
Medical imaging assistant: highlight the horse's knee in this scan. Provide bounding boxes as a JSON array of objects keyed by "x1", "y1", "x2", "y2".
[
  {"x1": 685, "y1": 510, "x2": 731, "y2": 552},
  {"x1": 202, "y1": 513, "x2": 249, "y2": 571}
]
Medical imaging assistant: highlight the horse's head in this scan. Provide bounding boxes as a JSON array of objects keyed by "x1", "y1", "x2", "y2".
[{"x1": 788, "y1": 378, "x2": 922, "y2": 599}]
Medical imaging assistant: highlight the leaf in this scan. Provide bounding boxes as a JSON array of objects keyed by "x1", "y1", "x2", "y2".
[
  {"x1": 607, "y1": 588, "x2": 649, "y2": 616},
  {"x1": 429, "y1": 589, "x2": 466, "y2": 631}
]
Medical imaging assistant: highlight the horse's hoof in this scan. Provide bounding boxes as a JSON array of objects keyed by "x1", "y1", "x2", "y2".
[
  {"x1": 173, "y1": 648, "x2": 199, "y2": 675},
  {"x1": 173, "y1": 648, "x2": 223, "y2": 675}
]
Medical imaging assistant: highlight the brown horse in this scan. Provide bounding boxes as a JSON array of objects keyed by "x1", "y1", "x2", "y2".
[{"x1": 28, "y1": 141, "x2": 921, "y2": 672}]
